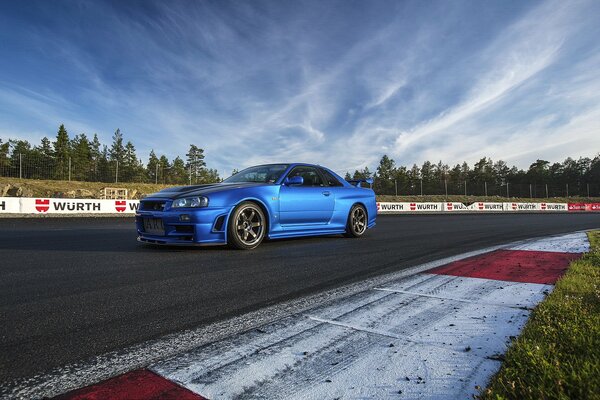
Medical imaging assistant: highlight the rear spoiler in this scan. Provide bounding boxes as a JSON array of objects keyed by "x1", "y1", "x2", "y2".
[{"x1": 347, "y1": 178, "x2": 373, "y2": 187}]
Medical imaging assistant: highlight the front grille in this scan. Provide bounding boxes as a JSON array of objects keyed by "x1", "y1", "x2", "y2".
[
  {"x1": 175, "y1": 225, "x2": 194, "y2": 233},
  {"x1": 141, "y1": 200, "x2": 166, "y2": 211}
]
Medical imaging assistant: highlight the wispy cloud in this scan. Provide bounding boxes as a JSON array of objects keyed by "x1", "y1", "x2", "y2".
[{"x1": 0, "y1": 0, "x2": 598, "y2": 176}]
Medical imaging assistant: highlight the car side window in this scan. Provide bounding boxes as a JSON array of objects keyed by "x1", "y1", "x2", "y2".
[
  {"x1": 319, "y1": 168, "x2": 344, "y2": 187},
  {"x1": 287, "y1": 166, "x2": 324, "y2": 187}
]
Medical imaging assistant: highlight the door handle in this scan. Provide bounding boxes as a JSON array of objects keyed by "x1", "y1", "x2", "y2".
[{"x1": 322, "y1": 191, "x2": 331, "y2": 196}]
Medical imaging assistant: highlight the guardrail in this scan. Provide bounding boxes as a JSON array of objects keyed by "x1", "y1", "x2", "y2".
[{"x1": 0, "y1": 197, "x2": 599, "y2": 215}]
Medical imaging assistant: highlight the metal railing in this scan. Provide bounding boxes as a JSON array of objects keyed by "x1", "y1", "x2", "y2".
[
  {"x1": 374, "y1": 178, "x2": 600, "y2": 198},
  {"x1": 0, "y1": 154, "x2": 193, "y2": 184}
]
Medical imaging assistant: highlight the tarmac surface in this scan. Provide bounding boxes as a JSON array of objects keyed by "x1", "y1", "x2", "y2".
[{"x1": 1, "y1": 213, "x2": 599, "y2": 383}]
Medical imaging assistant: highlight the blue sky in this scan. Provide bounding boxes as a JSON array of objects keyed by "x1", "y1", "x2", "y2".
[{"x1": 1, "y1": 0, "x2": 599, "y2": 176}]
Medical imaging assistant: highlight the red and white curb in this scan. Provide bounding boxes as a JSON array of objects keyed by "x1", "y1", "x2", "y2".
[{"x1": 51, "y1": 232, "x2": 588, "y2": 400}]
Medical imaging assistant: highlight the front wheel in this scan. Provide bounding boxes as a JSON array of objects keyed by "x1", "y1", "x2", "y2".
[
  {"x1": 228, "y1": 202, "x2": 266, "y2": 250},
  {"x1": 343, "y1": 204, "x2": 368, "y2": 238}
]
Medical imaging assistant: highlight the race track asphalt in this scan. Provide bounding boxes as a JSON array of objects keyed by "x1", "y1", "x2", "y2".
[{"x1": 1, "y1": 213, "x2": 599, "y2": 383}]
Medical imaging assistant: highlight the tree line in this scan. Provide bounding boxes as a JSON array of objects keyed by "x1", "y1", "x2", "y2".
[
  {"x1": 347, "y1": 154, "x2": 600, "y2": 197},
  {"x1": 0, "y1": 124, "x2": 220, "y2": 184}
]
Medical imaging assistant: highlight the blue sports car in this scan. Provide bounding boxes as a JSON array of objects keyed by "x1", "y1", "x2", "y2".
[{"x1": 136, "y1": 163, "x2": 376, "y2": 249}]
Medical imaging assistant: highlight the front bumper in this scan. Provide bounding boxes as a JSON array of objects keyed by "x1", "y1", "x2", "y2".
[{"x1": 136, "y1": 206, "x2": 231, "y2": 245}]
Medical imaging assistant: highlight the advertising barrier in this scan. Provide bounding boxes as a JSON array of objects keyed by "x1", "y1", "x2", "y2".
[
  {"x1": 0, "y1": 197, "x2": 139, "y2": 214},
  {"x1": 377, "y1": 202, "x2": 443, "y2": 213},
  {"x1": 1, "y1": 197, "x2": 599, "y2": 215},
  {"x1": 377, "y1": 201, "x2": 597, "y2": 214}
]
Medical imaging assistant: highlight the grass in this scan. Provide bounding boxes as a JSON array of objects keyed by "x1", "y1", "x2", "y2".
[
  {"x1": 480, "y1": 230, "x2": 600, "y2": 400},
  {"x1": 2, "y1": 177, "x2": 599, "y2": 203}
]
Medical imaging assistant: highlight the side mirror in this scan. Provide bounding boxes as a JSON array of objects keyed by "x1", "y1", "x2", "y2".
[{"x1": 285, "y1": 176, "x2": 304, "y2": 186}]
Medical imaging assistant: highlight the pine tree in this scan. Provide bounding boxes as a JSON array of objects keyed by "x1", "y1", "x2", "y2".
[
  {"x1": 198, "y1": 168, "x2": 220, "y2": 183},
  {"x1": 32, "y1": 137, "x2": 55, "y2": 179},
  {"x1": 392, "y1": 166, "x2": 409, "y2": 196},
  {"x1": 10, "y1": 140, "x2": 32, "y2": 159},
  {"x1": 108, "y1": 129, "x2": 127, "y2": 182},
  {"x1": 53, "y1": 124, "x2": 71, "y2": 180},
  {"x1": 170, "y1": 156, "x2": 187, "y2": 184},
  {"x1": 109, "y1": 129, "x2": 125, "y2": 163},
  {"x1": 98, "y1": 145, "x2": 111, "y2": 182},
  {"x1": 493, "y1": 160, "x2": 509, "y2": 185},
  {"x1": 185, "y1": 144, "x2": 206, "y2": 184},
  {"x1": 352, "y1": 167, "x2": 371, "y2": 180},
  {"x1": 408, "y1": 164, "x2": 420, "y2": 195},
  {"x1": 71, "y1": 134, "x2": 92, "y2": 181},
  {"x1": 0, "y1": 139, "x2": 9, "y2": 168},
  {"x1": 146, "y1": 150, "x2": 160, "y2": 184},
  {"x1": 158, "y1": 155, "x2": 170, "y2": 184},
  {"x1": 375, "y1": 155, "x2": 396, "y2": 194},
  {"x1": 36, "y1": 137, "x2": 53, "y2": 157},
  {"x1": 123, "y1": 141, "x2": 142, "y2": 182},
  {"x1": 90, "y1": 134, "x2": 102, "y2": 180}
]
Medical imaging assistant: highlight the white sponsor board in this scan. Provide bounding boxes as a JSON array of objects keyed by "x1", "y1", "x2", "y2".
[
  {"x1": 444, "y1": 202, "x2": 504, "y2": 211},
  {"x1": 534, "y1": 202, "x2": 568, "y2": 211},
  {"x1": 378, "y1": 201, "x2": 570, "y2": 214},
  {"x1": 469, "y1": 202, "x2": 504, "y2": 211},
  {"x1": 502, "y1": 202, "x2": 567, "y2": 212},
  {"x1": 444, "y1": 202, "x2": 470, "y2": 211},
  {"x1": 0, "y1": 197, "x2": 21, "y2": 213},
  {"x1": 377, "y1": 202, "x2": 443, "y2": 213},
  {"x1": 0, "y1": 197, "x2": 139, "y2": 214}
]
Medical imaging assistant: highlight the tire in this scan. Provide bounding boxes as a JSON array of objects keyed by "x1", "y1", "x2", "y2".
[
  {"x1": 343, "y1": 204, "x2": 368, "y2": 238},
  {"x1": 228, "y1": 201, "x2": 267, "y2": 250}
]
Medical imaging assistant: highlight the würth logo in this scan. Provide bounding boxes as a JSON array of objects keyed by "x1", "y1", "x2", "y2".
[
  {"x1": 512, "y1": 203, "x2": 518, "y2": 210},
  {"x1": 410, "y1": 203, "x2": 416, "y2": 211},
  {"x1": 35, "y1": 199, "x2": 50, "y2": 212},
  {"x1": 478, "y1": 202, "x2": 484, "y2": 210},
  {"x1": 541, "y1": 203, "x2": 547, "y2": 210},
  {"x1": 447, "y1": 203, "x2": 453, "y2": 211},
  {"x1": 376, "y1": 202, "x2": 380, "y2": 211},
  {"x1": 115, "y1": 201, "x2": 126, "y2": 212}
]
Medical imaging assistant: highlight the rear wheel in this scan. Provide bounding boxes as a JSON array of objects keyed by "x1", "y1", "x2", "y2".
[
  {"x1": 228, "y1": 202, "x2": 266, "y2": 250},
  {"x1": 344, "y1": 204, "x2": 367, "y2": 238}
]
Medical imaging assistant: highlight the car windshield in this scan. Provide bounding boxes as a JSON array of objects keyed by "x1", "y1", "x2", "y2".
[{"x1": 223, "y1": 164, "x2": 289, "y2": 184}]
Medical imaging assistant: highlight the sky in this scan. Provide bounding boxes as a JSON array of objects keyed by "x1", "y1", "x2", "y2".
[{"x1": 0, "y1": 0, "x2": 599, "y2": 177}]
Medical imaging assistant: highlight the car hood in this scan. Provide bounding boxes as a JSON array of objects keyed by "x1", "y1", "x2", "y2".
[{"x1": 144, "y1": 182, "x2": 271, "y2": 200}]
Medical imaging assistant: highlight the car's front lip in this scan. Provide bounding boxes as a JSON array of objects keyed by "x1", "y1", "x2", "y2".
[
  {"x1": 136, "y1": 236, "x2": 227, "y2": 246},
  {"x1": 136, "y1": 206, "x2": 231, "y2": 245}
]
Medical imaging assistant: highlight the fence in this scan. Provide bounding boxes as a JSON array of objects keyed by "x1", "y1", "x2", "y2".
[
  {"x1": 0, "y1": 154, "x2": 200, "y2": 185},
  {"x1": 374, "y1": 178, "x2": 600, "y2": 198}
]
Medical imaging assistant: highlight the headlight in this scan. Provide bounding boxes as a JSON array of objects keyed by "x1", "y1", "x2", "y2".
[{"x1": 172, "y1": 196, "x2": 209, "y2": 208}]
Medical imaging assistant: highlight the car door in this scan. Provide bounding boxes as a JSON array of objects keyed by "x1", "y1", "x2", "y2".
[{"x1": 279, "y1": 166, "x2": 335, "y2": 226}]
